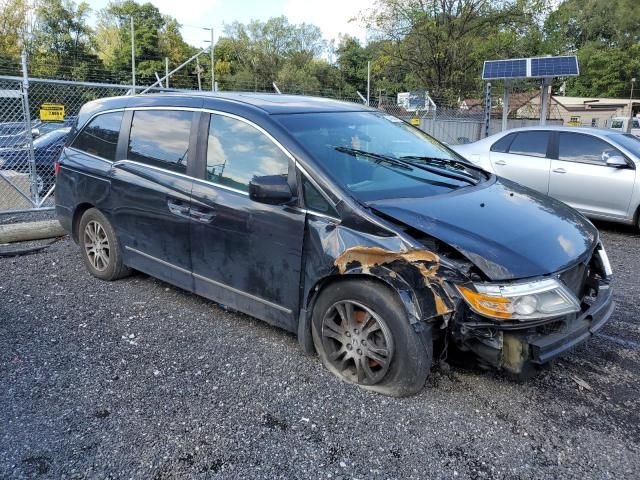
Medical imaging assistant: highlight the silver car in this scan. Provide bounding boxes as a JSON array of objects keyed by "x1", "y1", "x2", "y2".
[{"x1": 453, "y1": 126, "x2": 640, "y2": 229}]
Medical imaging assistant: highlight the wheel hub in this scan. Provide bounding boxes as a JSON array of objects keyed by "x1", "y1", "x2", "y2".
[{"x1": 320, "y1": 300, "x2": 394, "y2": 385}]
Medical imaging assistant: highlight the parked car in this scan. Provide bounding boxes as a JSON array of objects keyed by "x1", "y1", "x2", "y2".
[
  {"x1": 55, "y1": 94, "x2": 613, "y2": 396},
  {"x1": 609, "y1": 116, "x2": 640, "y2": 137},
  {"x1": 453, "y1": 126, "x2": 640, "y2": 229},
  {"x1": 0, "y1": 127, "x2": 70, "y2": 195}
]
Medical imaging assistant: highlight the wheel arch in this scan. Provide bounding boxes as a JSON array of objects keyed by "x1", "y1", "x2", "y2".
[{"x1": 71, "y1": 202, "x2": 95, "y2": 243}]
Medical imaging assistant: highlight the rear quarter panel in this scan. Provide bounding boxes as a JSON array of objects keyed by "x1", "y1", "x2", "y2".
[{"x1": 55, "y1": 147, "x2": 112, "y2": 238}]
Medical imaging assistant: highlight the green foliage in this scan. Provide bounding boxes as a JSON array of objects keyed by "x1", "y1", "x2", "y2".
[{"x1": 0, "y1": 0, "x2": 637, "y2": 100}]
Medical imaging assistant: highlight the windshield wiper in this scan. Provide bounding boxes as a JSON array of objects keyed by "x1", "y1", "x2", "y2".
[
  {"x1": 335, "y1": 147, "x2": 478, "y2": 185},
  {"x1": 335, "y1": 146, "x2": 412, "y2": 171},
  {"x1": 401, "y1": 155, "x2": 486, "y2": 172}
]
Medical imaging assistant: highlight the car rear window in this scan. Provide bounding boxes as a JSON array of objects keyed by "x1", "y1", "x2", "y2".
[
  {"x1": 127, "y1": 110, "x2": 193, "y2": 173},
  {"x1": 71, "y1": 111, "x2": 123, "y2": 161},
  {"x1": 490, "y1": 133, "x2": 515, "y2": 152},
  {"x1": 507, "y1": 131, "x2": 550, "y2": 158}
]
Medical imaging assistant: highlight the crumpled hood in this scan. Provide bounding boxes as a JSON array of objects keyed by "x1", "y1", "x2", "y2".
[{"x1": 368, "y1": 177, "x2": 598, "y2": 281}]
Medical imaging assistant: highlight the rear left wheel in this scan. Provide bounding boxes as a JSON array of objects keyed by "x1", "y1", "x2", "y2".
[
  {"x1": 78, "y1": 208, "x2": 130, "y2": 281},
  {"x1": 311, "y1": 279, "x2": 432, "y2": 396}
]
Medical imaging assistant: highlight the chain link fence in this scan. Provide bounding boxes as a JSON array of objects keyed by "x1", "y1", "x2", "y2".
[{"x1": 1, "y1": 57, "x2": 561, "y2": 214}]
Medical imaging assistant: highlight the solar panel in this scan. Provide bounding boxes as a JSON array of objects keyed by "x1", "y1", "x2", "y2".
[
  {"x1": 482, "y1": 59, "x2": 527, "y2": 80},
  {"x1": 530, "y1": 56, "x2": 579, "y2": 77},
  {"x1": 482, "y1": 56, "x2": 579, "y2": 80}
]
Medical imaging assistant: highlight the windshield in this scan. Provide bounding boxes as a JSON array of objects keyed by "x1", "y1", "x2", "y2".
[
  {"x1": 610, "y1": 133, "x2": 640, "y2": 158},
  {"x1": 277, "y1": 111, "x2": 488, "y2": 201}
]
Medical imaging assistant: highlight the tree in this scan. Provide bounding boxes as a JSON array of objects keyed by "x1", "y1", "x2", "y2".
[
  {"x1": 0, "y1": 0, "x2": 28, "y2": 61},
  {"x1": 222, "y1": 16, "x2": 326, "y2": 87},
  {"x1": 543, "y1": 0, "x2": 640, "y2": 97},
  {"x1": 364, "y1": 0, "x2": 547, "y2": 101}
]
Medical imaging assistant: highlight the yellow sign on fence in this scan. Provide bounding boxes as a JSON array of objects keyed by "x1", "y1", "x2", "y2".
[
  {"x1": 409, "y1": 117, "x2": 421, "y2": 126},
  {"x1": 39, "y1": 103, "x2": 65, "y2": 121}
]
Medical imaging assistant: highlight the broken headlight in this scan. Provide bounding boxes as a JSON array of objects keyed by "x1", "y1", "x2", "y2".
[{"x1": 456, "y1": 278, "x2": 580, "y2": 321}]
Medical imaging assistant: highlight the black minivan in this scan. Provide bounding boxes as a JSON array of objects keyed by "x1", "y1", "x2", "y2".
[{"x1": 56, "y1": 93, "x2": 614, "y2": 396}]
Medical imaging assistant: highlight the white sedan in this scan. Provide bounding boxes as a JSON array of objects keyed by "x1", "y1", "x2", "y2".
[{"x1": 452, "y1": 126, "x2": 640, "y2": 229}]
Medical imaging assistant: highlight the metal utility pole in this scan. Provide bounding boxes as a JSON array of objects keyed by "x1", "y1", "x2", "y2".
[
  {"x1": 540, "y1": 78, "x2": 550, "y2": 126},
  {"x1": 502, "y1": 81, "x2": 510, "y2": 132},
  {"x1": 196, "y1": 57, "x2": 202, "y2": 91},
  {"x1": 626, "y1": 77, "x2": 636, "y2": 133},
  {"x1": 130, "y1": 17, "x2": 136, "y2": 95},
  {"x1": 367, "y1": 61, "x2": 371, "y2": 106},
  {"x1": 210, "y1": 27, "x2": 215, "y2": 92},
  {"x1": 165, "y1": 58, "x2": 169, "y2": 88}
]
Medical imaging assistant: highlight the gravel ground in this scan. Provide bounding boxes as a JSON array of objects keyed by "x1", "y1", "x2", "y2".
[{"x1": 1, "y1": 221, "x2": 639, "y2": 479}]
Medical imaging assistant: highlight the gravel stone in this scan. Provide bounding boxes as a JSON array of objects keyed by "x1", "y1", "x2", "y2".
[{"x1": 0, "y1": 220, "x2": 638, "y2": 479}]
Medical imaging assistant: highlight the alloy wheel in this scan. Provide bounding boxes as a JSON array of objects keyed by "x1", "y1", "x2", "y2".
[
  {"x1": 84, "y1": 220, "x2": 110, "y2": 272},
  {"x1": 321, "y1": 300, "x2": 394, "y2": 385}
]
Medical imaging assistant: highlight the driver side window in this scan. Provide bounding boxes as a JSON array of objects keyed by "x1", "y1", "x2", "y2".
[{"x1": 206, "y1": 114, "x2": 290, "y2": 192}]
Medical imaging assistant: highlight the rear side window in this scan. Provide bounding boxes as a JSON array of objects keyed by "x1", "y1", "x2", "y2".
[
  {"x1": 206, "y1": 114, "x2": 290, "y2": 192},
  {"x1": 71, "y1": 111, "x2": 123, "y2": 160},
  {"x1": 490, "y1": 133, "x2": 515, "y2": 152},
  {"x1": 558, "y1": 133, "x2": 621, "y2": 165},
  {"x1": 507, "y1": 131, "x2": 550, "y2": 158},
  {"x1": 127, "y1": 110, "x2": 193, "y2": 173}
]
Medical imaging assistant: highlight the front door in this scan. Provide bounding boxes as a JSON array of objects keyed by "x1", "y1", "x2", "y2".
[
  {"x1": 491, "y1": 130, "x2": 551, "y2": 194},
  {"x1": 190, "y1": 112, "x2": 306, "y2": 330},
  {"x1": 549, "y1": 132, "x2": 635, "y2": 219},
  {"x1": 110, "y1": 108, "x2": 198, "y2": 290}
]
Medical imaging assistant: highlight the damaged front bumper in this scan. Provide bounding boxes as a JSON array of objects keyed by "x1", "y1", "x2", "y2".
[{"x1": 451, "y1": 279, "x2": 614, "y2": 375}]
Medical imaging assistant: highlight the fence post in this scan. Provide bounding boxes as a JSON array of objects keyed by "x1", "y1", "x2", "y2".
[
  {"x1": 20, "y1": 51, "x2": 38, "y2": 206},
  {"x1": 483, "y1": 82, "x2": 492, "y2": 138}
]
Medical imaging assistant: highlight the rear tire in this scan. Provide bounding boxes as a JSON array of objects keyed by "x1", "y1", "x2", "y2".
[
  {"x1": 311, "y1": 279, "x2": 432, "y2": 396},
  {"x1": 78, "y1": 208, "x2": 130, "y2": 281}
]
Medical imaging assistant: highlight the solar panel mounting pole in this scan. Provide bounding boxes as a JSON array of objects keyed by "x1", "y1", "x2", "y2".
[
  {"x1": 502, "y1": 81, "x2": 510, "y2": 132},
  {"x1": 483, "y1": 82, "x2": 492, "y2": 138},
  {"x1": 540, "y1": 78, "x2": 550, "y2": 126}
]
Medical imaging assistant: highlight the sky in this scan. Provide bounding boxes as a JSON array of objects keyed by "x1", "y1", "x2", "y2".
[{"x1": 84, "y1": 0, "x2": 372, "y2": 49}]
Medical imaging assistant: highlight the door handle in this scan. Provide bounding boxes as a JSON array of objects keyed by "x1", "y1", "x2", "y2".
[
  {"x1": 189, "y1": 207, "x2": 216, "y2": 223},
  {"x1": 167, "y1": 198, "x2": 191, "y2": 218},
  {"x1": 494, "y1": 160, "x2": 507, "y2": 166},
  {"x1": 552, "y1": 168, "x2": 566, "y2": 174}
]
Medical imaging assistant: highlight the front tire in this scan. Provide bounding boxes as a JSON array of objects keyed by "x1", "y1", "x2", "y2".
[
  {"x1": 78, "y1": 208, "x2": 130, "y2": 281},
  {"x1": 311, "y1": 279, "x2": 432, "y2": 396}
]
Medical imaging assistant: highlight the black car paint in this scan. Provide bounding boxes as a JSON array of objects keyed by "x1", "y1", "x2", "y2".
[{"x1": 55, "y1": 93, "x2": 613, "y2": 375}]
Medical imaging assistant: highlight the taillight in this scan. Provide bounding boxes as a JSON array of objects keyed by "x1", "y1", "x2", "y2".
[{"x1": 54, "y1": 159, "x2": 60, "y2": 176}]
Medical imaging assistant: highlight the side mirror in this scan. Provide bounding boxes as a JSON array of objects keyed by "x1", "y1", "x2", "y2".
[
  {"x1": 606, "y1": 156, "x2": 628, "y2": 168},
  {"x1": 249, "y1": 175, "x2": 293, "y2": 205},
  {"x1": 31, "y1": 128, "x2": 40, "y2": 138}
]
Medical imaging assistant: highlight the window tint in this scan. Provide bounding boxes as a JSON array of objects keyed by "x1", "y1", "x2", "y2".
[
  {"x1": 206, "y1": 114, "x2": 290, "y2": 192},
  {"x1": 507, "y1": 131, "x2": 549, "y2": 158},
  {"x1": 71, "y1": 111, "x2": 123, "y2": 160},
  {"x1": 302, "y1": 177, "x2": 337, "y2": 216},
  {"x1": 127, "y1": 110, "x2": 192, "y2": 173},
  {"x1": 490, "y1": 133, "x2": 515, "y2": 152},
  {"x1": 558, "y1": 133, "x2": 621, "y2": 165}
]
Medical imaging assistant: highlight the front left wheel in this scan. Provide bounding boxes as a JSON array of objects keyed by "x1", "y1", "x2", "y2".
[
  {"x1": 311, "y1": 279, "x2": 432, "y2": 396},
  {"x1": 78, "y1": 208, "x2": 130, "y2": 281}
]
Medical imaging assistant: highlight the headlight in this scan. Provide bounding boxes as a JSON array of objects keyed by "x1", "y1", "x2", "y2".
[{"x1": 456, "y1": 278, "x2": 580, "y2": 321}]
